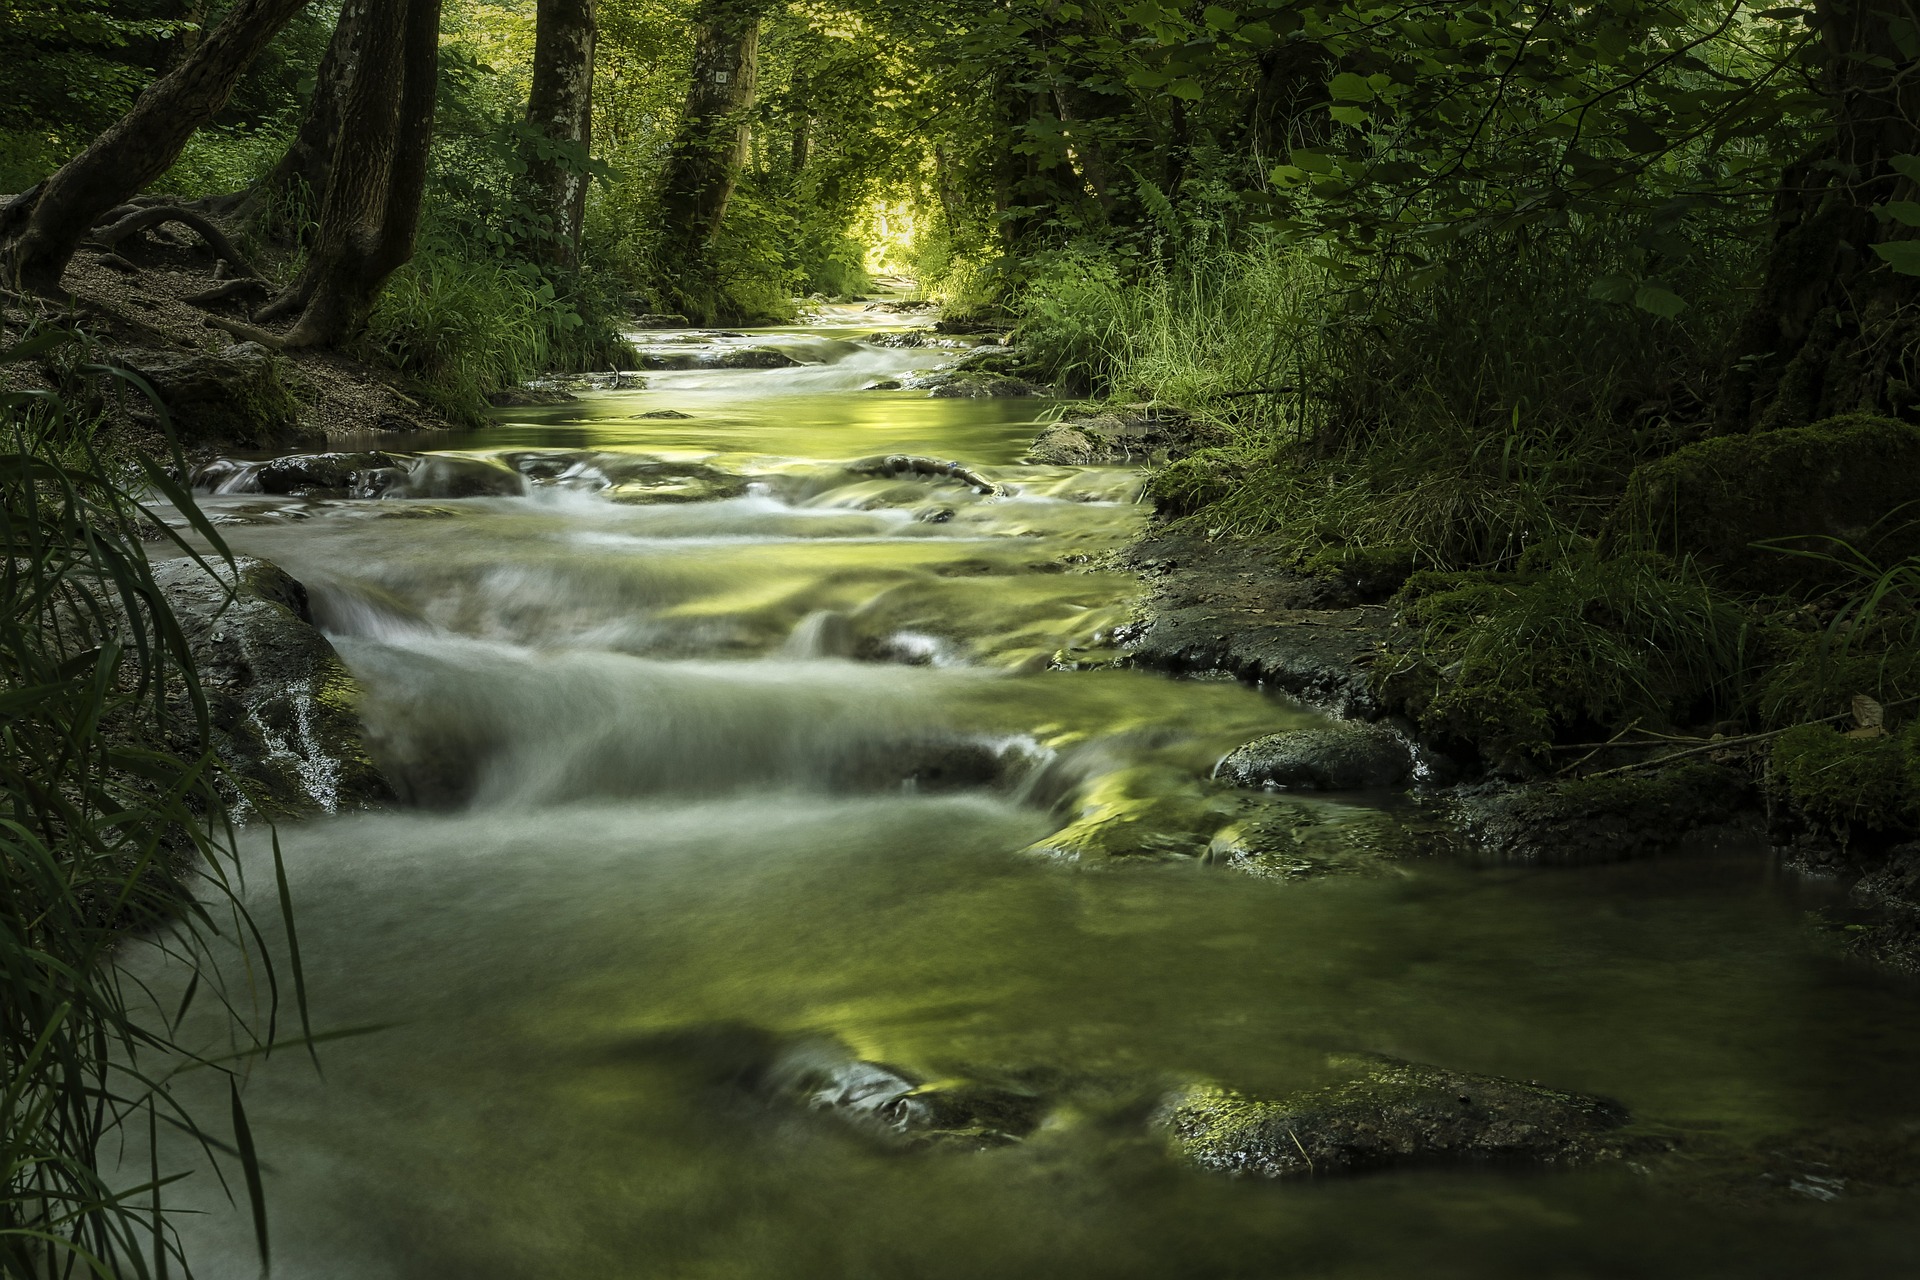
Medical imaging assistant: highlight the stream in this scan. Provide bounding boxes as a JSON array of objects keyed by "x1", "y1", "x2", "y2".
[{"x1": 139, "y1": 305, "x2": 1920, "y2": 1277}]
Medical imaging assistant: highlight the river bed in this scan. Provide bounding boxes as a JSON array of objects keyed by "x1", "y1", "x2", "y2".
[{"x1": 135, "y1": 307, "x2": 1920, "y2": 1277}]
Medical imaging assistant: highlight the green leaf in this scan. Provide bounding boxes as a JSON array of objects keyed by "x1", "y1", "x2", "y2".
[
  {"x1": 1203, "y1": 5, "x2": 1237, "y2": 30},
  {"x1": 1890, "y1": 154, "x2": 1920, "y2": 185},
  {"x1": 1588, "y1": 274, "x2": 1635, "y2": 304},
  {"x1": 1878, "y1": 201, "x2": 1920, "y2": 227},
  {"x1": 1633, "y1": 284, "x2": 1687, "y2": 318},
  {"x1": 1329, "y1": 105, "x2": 1369, "y2": 127},
  {"x1": 1289, "y1": 148, "x2": 1334, "y2": 174},
  {"x1": 1872, "y1": 240, "x2": 1920, "y2": 275},
  {"x1": 1330, "y1": 71, "x2": 1374, "y2": 102},
  {"x1": 1168, "y1": 78, "x2": 1204, "y2": 101}
]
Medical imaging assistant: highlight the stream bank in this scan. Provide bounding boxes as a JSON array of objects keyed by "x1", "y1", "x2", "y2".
[{"x1": 73, "y1": 298, "x2": 1920, "y2": 1276}]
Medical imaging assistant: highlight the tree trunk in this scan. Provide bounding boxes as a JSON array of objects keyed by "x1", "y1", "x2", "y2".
[
  {"x1": 1714, "y1": 0, "x2": 1920, "y2": 432},
  {"x1": 0, "y1": 0, "x2": 312, "y2": 295},
  {"x1": 522, "y1": 0, "x2": 598, "y2": 269},
  {"x1": 265, "y1": 0, "x2": 442, "y2": 348},
  {"x1": 656, "y1": 0, "x2": 769, "y2": 260},
  {"x1": 258, "y1": 0, "x2": 370, "y2": 212},
  {"x1": 789, "y1": 68, "x2": 811, "y2": 180}
]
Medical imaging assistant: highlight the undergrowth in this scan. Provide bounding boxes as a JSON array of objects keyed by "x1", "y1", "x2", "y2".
[{"x1": 2, "y1": 324, "x2": 297, "y2": 1276}]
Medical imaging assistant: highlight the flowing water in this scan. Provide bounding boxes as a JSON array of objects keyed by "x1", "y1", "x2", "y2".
[{"x1": 138, "y1": 307, "x2": 1920, "y2": 1277}]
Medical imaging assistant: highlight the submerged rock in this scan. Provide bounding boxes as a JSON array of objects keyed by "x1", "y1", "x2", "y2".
[
  {"x1": 118, "y1": 341, "x2": 315, "y2": 450},
  {"x1": 766, "y1": 1040, "x2": 1046, "y2": 1152},
  {"x1": 1157, "y1": 1054, "x2": 1639, "y2": 1179},
  {"x1": 1452, "y1": 763, "x2": 1756, "y2": 864},
  {"x1": 1218, "y1": 722, "x2": 1415, "y2": 791},
  {"x1": 153, "y1": 556, "x2": 391, "y2": 817},
  {"x1": 1204, "y1": 798, "x2": 1439, "y2": 881},
  {"x1": 1847, "y1": 842, "x2": 1920, "y2": 973}
]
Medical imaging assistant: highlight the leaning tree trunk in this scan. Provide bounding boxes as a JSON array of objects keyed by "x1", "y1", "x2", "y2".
[
  {"x1": 257, "y1": 0, "x2": 371, "y2": 213},
  {"x1": 0, "y1": 0, "x2": 311, "y2": 294},
  {"x1": 656, "y1": 0, "x2": 770, "y2": 263},
  {"x1": 1714, "y1": 0, "x2": 1920, "y2": 432},
  {"x1": 521, "y1": 0, "x2": 599, "y2": 269},
  {"x1": 265, "y1": 0, "x2": 442, "y2": 348}
]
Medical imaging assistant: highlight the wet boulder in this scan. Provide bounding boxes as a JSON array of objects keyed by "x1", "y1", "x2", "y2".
[
  {"x1": 255, "y1": 451, "x2": 412, "y2": 497},
  {"x1": 152, "y1": 556, "x2": 391, "y2": 817},
  {"x1": 1204, "y1": 799, "x2": 1437, "y2": 881},
  {"x1": 1218, "y1": 721, "x2": 1415, "y2": 791},
  {"x1": 389, "y1": 454, "x2": 527, "y2": 499},
  {"x1": 927, "y1": 373, "x2": 1045, "y2": 398},
  {"x1": 1157, "y1": 1053, "x2": 1638, "y2": 1179},
  {"x1": 117, "y1": 341, "x2": 316, "y2": 450},
  {"x1": 765, "y1": 1039, "x2": 1046, "y2": 1152},
  {"x1": 1613, "y1": 413, "x2": 1920, "y2": 589}
]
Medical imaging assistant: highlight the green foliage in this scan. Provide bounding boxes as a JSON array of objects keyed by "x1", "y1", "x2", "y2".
[
  {"x1": 364, "y1": 248, "x2": 629, "y2": 420},
  {"x1": 0, "y1": 326, "x2": 294, "y2": 1276},
  {"x1": 1382, "y1": 552, "x2": 1752, "y2": 764}
]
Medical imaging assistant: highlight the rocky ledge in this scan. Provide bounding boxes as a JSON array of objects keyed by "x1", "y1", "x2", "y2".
[{"x1": 153, "y1": 555, "x2": 390, "y2": 818}]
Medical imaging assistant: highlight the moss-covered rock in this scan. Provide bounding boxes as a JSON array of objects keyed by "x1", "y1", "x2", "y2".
[
  {"x1": 1156, "y1": 1053, "x2": 1642, "y2": 1179},
  {"x1": 1217, "y1": 721, "x2": 1415, "y2": 791},
  {"x1": 1771, "y1": 722, "x2": 1920, "y2": 833},
  {"x1": 1614, "y1": 414, "x2": 1920, "y2": 589},
  {"x1": 1452, "y1": 763, "x2": 1756, "y2": 863},
  {"x1": 120, "y1": 341, "x2": 314, "y2": 450},
  {"x1": 153, "y1": 556, "x2": 391, "y2": 817}
]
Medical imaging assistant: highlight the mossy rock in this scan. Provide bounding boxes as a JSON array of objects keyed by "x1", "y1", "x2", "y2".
[
  {"x1": 1157, "y1": 1053, "x2": 1642, "y2": 1180},
  {"x1": 1771, "y1": 722, "x2": 1920, "y2": 834},
  {"x1": 121, "y1": 342, "x2": 314, "y2": 450},
  {"x1": 1451, "y1": 763, "x2": 1756, "y2": 863},
  {"x1": 1614, "y1": 413, "x2": 1920, "y2": 589}
]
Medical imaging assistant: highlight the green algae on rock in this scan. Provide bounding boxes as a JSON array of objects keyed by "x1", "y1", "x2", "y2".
[{"x1": 1157, "y1": 1053, "x2": 1641, "y2": 1179}]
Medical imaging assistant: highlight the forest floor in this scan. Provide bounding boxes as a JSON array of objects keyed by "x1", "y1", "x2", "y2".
[{"x1": 0, "y1": 227, "x2": 452, "y2": 455}]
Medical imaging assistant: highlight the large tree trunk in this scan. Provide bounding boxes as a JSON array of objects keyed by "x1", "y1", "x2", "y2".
[
  {"x1": 264, "y1": 0, "x2": 442, "y2": 348},
  {"x1": 656, "y1": 0, "x2": 770, "y2": 261},
  {"x1": 0, "y1": 0, "x2": 311, "y2": 294},
  {"x1": 1714, "y1": 0, "x2": 1920, "y2": 432},
  {"x1": 258, "y1": 0, "x2": 371, "y2": 213},
  {"x1": 522, "y1": 0, "x2": 599, "y2": 269}
]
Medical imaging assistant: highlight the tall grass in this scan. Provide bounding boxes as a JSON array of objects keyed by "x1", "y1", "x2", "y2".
[
  {"x1": 365, "y1": 245, "x2": 636, "y2": 421},
  {"x1": 2, "y1": 324, "x2": 297, "y2": 1277},
  {"x1": 1018, "y1": 226, "x2": 1751, "y2": 570}
]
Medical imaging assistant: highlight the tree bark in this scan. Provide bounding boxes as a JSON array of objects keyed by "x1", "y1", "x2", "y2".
[
  {"x1": 265, "y1": 0, "x2": 442, "y2": 348},
  {"x1": 522, "y1": 0, "x2": 599, "y2": 269},
  {"x1": 656, "y1": 0, "x2": 771, "y2": 261},
  {"x1": 0, "y1": 0, "x2": 312, "y2": 295},
  {"x1": 1714, "y1": 0, "x2": 1920, "y2": 432},
  {"x1": 258, "y1": 0, "x2": 371, "y2": 212}
]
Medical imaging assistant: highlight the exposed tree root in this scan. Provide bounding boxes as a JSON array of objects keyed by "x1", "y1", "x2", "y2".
[
  {"x1": 186, "y1": 278, "x2": 273, "y2": 311},
  {"x1": 199, "y1": 314, "x2": 287, "y2": 349},
  {"x1": 87, "y1": 205, "x2": 264, "y2": 280}
]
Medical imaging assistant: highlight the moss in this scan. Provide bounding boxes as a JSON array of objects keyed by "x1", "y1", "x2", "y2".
[
  {"x1": 1299, "y1": 542, "x2": 1416, "y2": 598},
  {"x1": 1615, "y1": 413, "x2": 1920, "y2": 589},
  {"x1": 1146, "y1": 446, "x2": 1253, "y2": 518},
  {"x1": 1381, "y1": 556, "x2": 1750, "y2": 766},
  {"x1": 1771, "y1": 722, "x2": 1920, "y2": 833}
]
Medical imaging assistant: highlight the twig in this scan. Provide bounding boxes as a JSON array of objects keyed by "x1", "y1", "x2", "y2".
[
  {"x1": 1574, "y1": 695, "x2": 1920, "y2": 781},
  {"x1": 1214, "y1": 385, "x2": 1299, "y2": 399},
  {"x1": 87, "y1": 205, "x2": 265, "y2": 281},
  {"x1": 1554, "y1": 717, "x2": 1642, "y2": 777}
]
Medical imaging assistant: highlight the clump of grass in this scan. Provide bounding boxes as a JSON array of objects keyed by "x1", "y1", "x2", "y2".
[
  {"x1": 364, "y1": 246, "x2": 636, "y2": 421},
  {"x1": 2, "y1": 324, "x2": 297, "y2": 1276}
]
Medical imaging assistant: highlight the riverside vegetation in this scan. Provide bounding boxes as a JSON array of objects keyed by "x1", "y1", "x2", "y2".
[{"x1": 6, "y1": 0, "x2": 1920, "y2": 1273}]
